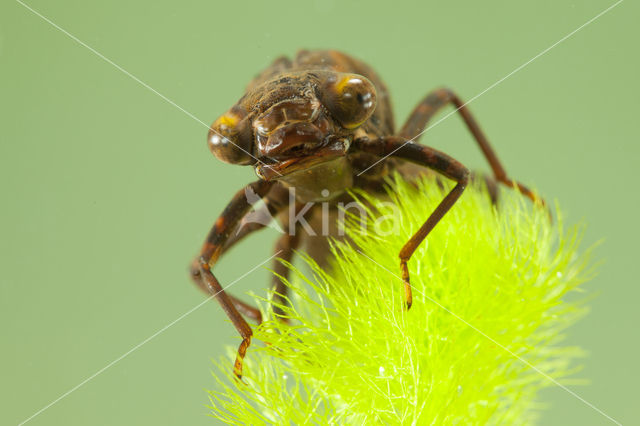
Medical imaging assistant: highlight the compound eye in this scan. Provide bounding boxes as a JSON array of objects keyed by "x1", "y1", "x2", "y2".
[
  {"x1": 320, "y1": 73, "x2": 377, "y2": 129},
  {"x1": 208, "y1": 111, "x2": 254, "y2": 165}
]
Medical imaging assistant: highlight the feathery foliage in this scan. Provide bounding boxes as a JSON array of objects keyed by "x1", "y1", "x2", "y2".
[{"x1": 208, "y1": 175, "x2": 592, "y2": 424}]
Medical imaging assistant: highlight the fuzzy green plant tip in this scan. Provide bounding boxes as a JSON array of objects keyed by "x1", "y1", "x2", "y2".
[{"x1": 208, "y1": 175, "x2": 592, "y2": 425}]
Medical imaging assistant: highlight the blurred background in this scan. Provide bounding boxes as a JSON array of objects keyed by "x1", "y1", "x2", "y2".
[{"x1": 1, "y1": 0, "x2": 637, "y2": 424}]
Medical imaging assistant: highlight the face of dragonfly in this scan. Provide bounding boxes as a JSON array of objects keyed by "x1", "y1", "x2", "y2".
[{"x1": 207, "y1": 70, "x2": 377, "y2": 183}]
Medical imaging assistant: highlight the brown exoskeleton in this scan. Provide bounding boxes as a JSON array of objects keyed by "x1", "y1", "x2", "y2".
[{"x1": 190, "y1": 50, "x2": 544, "y2": 379}]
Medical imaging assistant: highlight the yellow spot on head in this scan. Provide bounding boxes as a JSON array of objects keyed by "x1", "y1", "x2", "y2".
[
  {"x1": 335, "y1": 75, "x2": 357, "y2": 93},
  {"x1": 215, "y1": 112, "x2": 240, "y2": 129}
]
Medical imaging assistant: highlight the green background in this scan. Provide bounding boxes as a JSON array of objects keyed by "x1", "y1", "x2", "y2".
[{"x1": 1, "y1": 0, "x2": 637, "y2": 424}]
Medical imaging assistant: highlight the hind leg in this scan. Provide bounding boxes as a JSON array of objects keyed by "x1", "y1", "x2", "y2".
[{"x1": 400, "y1": 88, "x2": 544, "y2": 207}]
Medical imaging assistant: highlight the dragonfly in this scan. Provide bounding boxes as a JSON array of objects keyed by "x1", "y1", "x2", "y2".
[{"x1": 190, "y1": 49, "x2": 545, "y2": 379}]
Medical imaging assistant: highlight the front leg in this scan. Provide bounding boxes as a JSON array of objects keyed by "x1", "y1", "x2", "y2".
[
  {"x1": 353, "y1": 136, "x2": 469, "y2": 309},
  {"x1": 196, "y1": 180, "x2": 275, "y2": 379},
  {"x1": 190, "y1": 184, "x2": 290, "y2": 323}
]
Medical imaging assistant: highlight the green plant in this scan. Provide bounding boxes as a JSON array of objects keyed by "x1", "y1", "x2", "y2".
[{"x1": 208, "y1": 175, "x2": 592, "y2": 424}]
